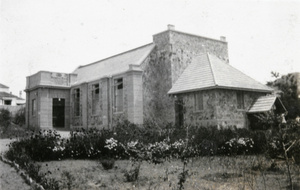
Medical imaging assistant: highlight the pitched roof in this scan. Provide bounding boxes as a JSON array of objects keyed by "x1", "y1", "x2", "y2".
[
  {"x1": 0, "y1": 92, "x2": 24, "y2": 100},
  {"x1": 0, "y1": 83, "x2": 9, "y2": 88},
  {"x1": 168, "y1": 53, "x2": 273, "y2": 94},
  {"x1": 248, "y1": 95, "x2": 286, "y2": 113},
  {"x1": 72, "y1": 43, "x2": 155, "y2": 84}
]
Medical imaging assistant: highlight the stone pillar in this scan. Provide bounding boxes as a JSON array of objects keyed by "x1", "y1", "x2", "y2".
[
  {"x1": 81, "y1": 83, "x2": 88, "y2": 129},
  {"x1": 126, "y1": 66, "x2": 143, "y2": 124},
  {"x1": 101, "y1": 78, "x2": 110, "y2": 127}
]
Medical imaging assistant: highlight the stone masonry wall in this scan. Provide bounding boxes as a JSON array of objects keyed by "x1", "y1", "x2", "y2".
[
  {"x1": 181, "y1": 90, "x2": 218, "y2": 126},
  {"x1": 169, "y1": 31, "x2": 228, "y2": 84},
  {"x1": 142, "y1": 30, "x2": 228, "y2": 125},
  {"x1": 182, "y1": 89, "x2": 266, "y2": 128},
  {"x1": 140, "y1": 46, "x2": 175, "y2": 125},
  {"x1": 214, "y1": 89, "x2": 266, "y2": 128}
]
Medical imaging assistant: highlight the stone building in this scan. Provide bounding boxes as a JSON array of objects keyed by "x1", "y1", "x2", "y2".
[{"x1": 25, "y1": 25, "x2": 276, "y2": 129}]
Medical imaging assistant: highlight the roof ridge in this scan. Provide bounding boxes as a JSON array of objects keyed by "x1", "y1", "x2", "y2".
[
  {"x1": 206, "y1": 53, "x2": 217, "y2": 86},
  {"x1": 153, "y1": 30, "x2": 227, "y2": 44},
  {"x1": 77, "y1": 43, "x2": 154, "y2": 69}
]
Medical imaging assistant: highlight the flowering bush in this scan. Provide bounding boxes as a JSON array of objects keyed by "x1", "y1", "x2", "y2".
[
  {"x1": 64, "y1": 128, "x2": 113, "y2": 159},
  {"x1": 6, "y1": 130, "x2": 64, "y2": 161},
  {"x1": 220, "y1": 137, "x2": 254, "y2": 155}
]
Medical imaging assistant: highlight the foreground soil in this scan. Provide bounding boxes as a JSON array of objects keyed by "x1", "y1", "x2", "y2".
[
  {"x1": 0, "y1": 139, "x2": 31, "y2": 190},
  {"x1": 0, "y1": 161, "x2": 31, "y2": 190},
  {"x1": 40, "y1": 156, "x2": 300, "y2": 190}
]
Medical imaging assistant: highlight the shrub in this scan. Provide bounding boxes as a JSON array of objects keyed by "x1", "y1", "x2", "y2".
[
  {"x1": 6, "y1": 130, "x2": 64, "y2": 161},
  {"x1": 219, "y1": 137, "x2": 254, "y2": 155},
  {"x1": 0, "y1": 108, "x2": 11, "y2": 131},
  {"x1": 100, "y1": 158, "x2": 115, "y2": 170},
  {"x1": 14, "y1": 107, "x2": 25, "y2": 126},
  {"x1": 64, "y1": 128, "x2": 120, "y2": 159}
]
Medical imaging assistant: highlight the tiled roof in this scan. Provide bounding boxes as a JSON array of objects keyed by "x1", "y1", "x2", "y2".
[
  {"x1": 168, "y1": 53, "x2": 273, "y2": 94},
  {"x1": 0, "y1": 92, "x2": 24, "y2": 100},
  {"x1": 0, "y1": 83, "x2": 9, "y2": 88},
  {"x1": 248, "y1": 95, "x2": 285, "y2": 113},
  {"x1": 72, "y1": 43, "x2": 155, "y2": 84}
]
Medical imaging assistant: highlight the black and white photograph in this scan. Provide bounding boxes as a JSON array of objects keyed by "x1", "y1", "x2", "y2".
[{"x1": 1, "y1": 0, "x2": 300, "y2": 189}]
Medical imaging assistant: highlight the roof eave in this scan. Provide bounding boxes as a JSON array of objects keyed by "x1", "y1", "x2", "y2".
[{"x1": 168, "y1": 85, "x2": 273, "y2": 95}]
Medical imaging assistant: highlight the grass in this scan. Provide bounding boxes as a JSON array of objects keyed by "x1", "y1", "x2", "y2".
[{"x1": 39, "y1": 155, "x2": 300, "y2": 190}]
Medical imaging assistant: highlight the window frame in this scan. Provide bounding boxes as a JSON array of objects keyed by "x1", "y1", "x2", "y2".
[
  {"x1": 194, "y1": 92, "x2": 204, "y2": 112},
  {"x1": 4, "y1": 99, "x2": 12, "y2": 105},
  {"x1": 91, "y1": 83, "x2": 100, "y2": 115},
  {"x1": 113, "y1": 78, "x2": 124, "y2": 113},
  {"x1": 32, "y1": 99, "x2": 36, "y2": 116},
  {"x1": 237, "y1": 91, "x2": 245, "y2": 110},
  {"x1": 73, "y1": 88, "x2": 80, "y2": 116}
]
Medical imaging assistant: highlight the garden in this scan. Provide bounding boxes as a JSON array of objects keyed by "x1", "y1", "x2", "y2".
[{"x1": 1, "y1": 111, "x2": 300, "y2": 189}]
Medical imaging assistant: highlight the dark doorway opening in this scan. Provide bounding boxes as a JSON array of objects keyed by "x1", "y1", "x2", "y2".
[
  {"x1": 53, "y1": 98, "x2": 65, "y2": 128},
  {"x1": 175, "y1": 98, "x2": 184, "y2": 127}
]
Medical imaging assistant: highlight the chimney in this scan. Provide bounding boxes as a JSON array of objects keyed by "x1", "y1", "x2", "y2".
[
  {"x1": 220, "y1": 36, "x2": 226, "y2": 42},
  {"x1": 167, "y1": 24, "x2": 175, "y2": 31},
  {"x1": 19, "y1": 91, "x2": 22, "y2": 98}
]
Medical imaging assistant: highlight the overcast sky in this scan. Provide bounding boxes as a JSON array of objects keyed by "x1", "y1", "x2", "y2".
[{"x1": 1, "y1": 0, "x2": 299, "y2": 97}]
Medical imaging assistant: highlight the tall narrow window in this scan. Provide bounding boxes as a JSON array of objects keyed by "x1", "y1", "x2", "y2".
[
  {"x1": 194, "y1": 92, "x2": 203, "y2": 111},
  {"x1": 32, "y1": 99, "x2": 36, "y2": 116},
  {"x1": 114, "y1": 78, "x2": 123, "y2": 112},
  {"x1": 92, "y1": 84, "x2": 99, "y2": 115},
  {"x1": 237, "y1": 91, "x2": 244, "y2": 109},
  {"x1": 73, "y1": 88, "x2": 80, "y2": 116}
]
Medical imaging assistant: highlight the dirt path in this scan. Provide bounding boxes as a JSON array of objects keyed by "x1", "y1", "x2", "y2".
[
  {"x1": 0, "y1": 139, "x2": 31, "y2": 190},
  {"x1": 0, "y1": 139, "x2": 13, "y2": 153}
]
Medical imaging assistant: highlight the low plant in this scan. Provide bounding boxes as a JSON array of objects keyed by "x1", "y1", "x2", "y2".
[
  {"x1": 100, "y1": 158, "x2": 115, "y2": 170},
  {"x1": 123, "y1": 161, "x2": 141, "y2": 182}
]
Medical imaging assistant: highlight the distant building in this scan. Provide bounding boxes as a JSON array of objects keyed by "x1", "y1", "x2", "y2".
[
  {"x1": 25, "y1": 25, "x2": 281, "y2": 130},
  {"x1": 0, "y1": 83, "x2": 25, "y2": 106}
]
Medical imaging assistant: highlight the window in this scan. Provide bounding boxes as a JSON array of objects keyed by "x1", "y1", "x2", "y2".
[
  {"x1": 175, "y1": 98, "x2": 184, "y2": 126},
  {"x1": 4, "y1": 100, "x2": 12, "y2": 105},
  {"x1": 73, "y1": 88, "x2": 80, "y2": 116},
  {"x1": 114, "y1": 78, "x2": 123, "y2": 112},
  {"x1": 194, "y1": 92, "x2": 203, "y2": 111},
  {"x1": 32, "y1": 99, "x2": 36, "y2": 116},
  {"x1": 92, "y1": 84, "x2": 100, "y2": 115},
  {"x1": 237, "y1": 91, "x2": 244, "y2": 109}
]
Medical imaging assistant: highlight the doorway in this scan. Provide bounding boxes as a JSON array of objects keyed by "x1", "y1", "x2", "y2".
[
  {"x1": 175, "y1": 98, "x2": 184, "y2": 127},
  {"x1": 53, "y1": 98, "x2": 65, "y2": 128}
]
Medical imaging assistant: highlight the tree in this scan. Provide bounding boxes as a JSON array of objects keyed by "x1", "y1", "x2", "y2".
[{"x1": 267, "y1": 72, "x2": 300, "y2": 120}]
